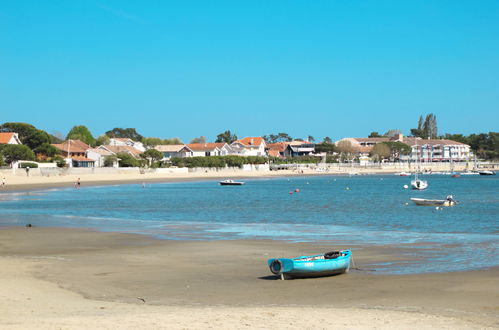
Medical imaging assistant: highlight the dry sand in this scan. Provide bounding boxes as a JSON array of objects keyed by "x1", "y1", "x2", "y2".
[{"x1": 0, "y1": 227, "x2": 497, "y2": 329}]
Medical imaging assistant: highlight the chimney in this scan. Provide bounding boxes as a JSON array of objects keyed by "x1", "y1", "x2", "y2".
[{"x1": 250, "y1": 138, "x2": 254, "y2": 145}]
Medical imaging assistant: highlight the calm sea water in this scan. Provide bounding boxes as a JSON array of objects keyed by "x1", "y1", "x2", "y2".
[{"x1": 0, "y1": 174, "x2": 497, "y2": 274}]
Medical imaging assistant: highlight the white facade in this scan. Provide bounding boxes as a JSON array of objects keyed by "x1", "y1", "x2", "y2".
[
  {"x1": 230, "y1": 138, "x2": 267, "y2": 156},
  {"x1": 109, "y1": 138, "x2": 146, "y2": 152},
  {"x1": 0, "y1": 132, "x2": 22, "y2": 145}
]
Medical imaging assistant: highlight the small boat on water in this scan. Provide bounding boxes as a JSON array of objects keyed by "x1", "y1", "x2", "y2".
[
  {"x1": 268, "y1": 250, "x2": 351, "y2": 280},
  {"x1": 460, "y1": 171, "x2": 479, "y2": 175},
  {"x1": 411, "y1": 178, "x2": 428, "y2": 190},
  {"x1": 451, "y1": 173, "x2": 460, "y2": 178},
  {"x1": 397, "y1": 172, "x2": 410, "y2": 176},
  {"x1": 410, "y1": 195, "x2": 458, "y2": 207},
  {"x1": 219, "y1": 179, "x2": 245, "y2": 186},
  {"x1": 479, "y1": 170, "x2": 496, "y2": 176}
]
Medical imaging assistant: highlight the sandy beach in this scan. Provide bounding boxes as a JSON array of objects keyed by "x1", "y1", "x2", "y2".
[{"x1": 0, "y1": 227, "x2": 497, "y2": 329}]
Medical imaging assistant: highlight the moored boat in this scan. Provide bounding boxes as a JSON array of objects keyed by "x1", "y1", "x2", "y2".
[
  {"x1": 410, "y1": 195, "x2": 458, "y2": 207},
  {"x1": 397, "y1": 172, "x2": 410, "y2": 176},
  {"x1": 479, "y1": 170, "x2": 496, "y2": 176},
  {"x1": 219, "y1": 179, "x2": 245, "y2": 185},
  {"x1": 268, "y1": 250, "x2": 351, "y2": 280},
  {"x1": 411, "y1": 178, "x2": 428, "y2": 190}
]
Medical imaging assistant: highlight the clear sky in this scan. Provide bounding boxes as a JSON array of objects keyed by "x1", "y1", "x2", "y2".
[{"x1": 1, "y1": 0, "x2": 498, "y2": 142}]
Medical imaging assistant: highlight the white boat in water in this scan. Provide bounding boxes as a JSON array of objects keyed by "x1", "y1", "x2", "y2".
[
  {"x1": 411, "y1": 178, "x2": 428, "y2": 190},
  {"x1": 479, "y1": 170, "x2": 496, "y2": 176},
  {"x1": 410, "y1": 195, "x2": 458, "y2": 207},
  {"x1": 411, "y1": 139, "x2": 428, "y2": 190},
  {"x1": 219, "y1": 179, "x2": 245, "y2": 186}
]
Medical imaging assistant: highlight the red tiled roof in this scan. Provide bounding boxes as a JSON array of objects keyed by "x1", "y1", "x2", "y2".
[
  {"x1": 187, "y1": 143, "x2": 225, "y2": 151},
  {"x1": 234, "y1": 137, "x2": 264, "y2": 147},
  {"x1": 52, "y1": 140, "x2": 90, "y2": 153},
  {"x1": 267, "y1": 142, "x2": 289, "y2": 152},
  {"x1": 71, "y1": 156, "x2": 95, "y2": 162},
  {"x1": 0, "y1": 132, "x2": 15, "y2": 144}
]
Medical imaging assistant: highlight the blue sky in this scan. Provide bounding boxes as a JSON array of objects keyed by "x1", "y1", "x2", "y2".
[{"x1": 1, "y1": 1, "x2": 498, "y2": 142}]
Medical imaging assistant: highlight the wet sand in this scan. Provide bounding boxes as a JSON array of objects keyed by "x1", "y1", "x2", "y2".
[{"x1": 0, "y1": 227, "x2": 497, "y2": 329}]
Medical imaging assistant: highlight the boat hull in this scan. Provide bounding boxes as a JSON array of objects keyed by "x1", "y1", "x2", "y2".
[
  {"x1": 410, "y1": 198, "x2": 456, "y2": 206},
  {"x1": 479, "y1": 171, "x2": 496, "y2": 176},
  {"x1": 219, "y1": 181, "x2": 245, "y2": 185},
  {"x1": 268, "y1": 250, "x2": 351, "y2": 279}
]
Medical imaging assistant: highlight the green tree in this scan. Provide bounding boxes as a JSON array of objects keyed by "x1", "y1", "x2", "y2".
[
  {"x1": 66, "y1": 125, "x2": 96, "y2": 146},
  {"x1": 34, "y1": 143, "x2": 60, "y2": 158},
  {"x1": 370, "y1": 143, "x2": 391, "y2": 162},
  {"x1": 382, "y1": 141, "x2": 411, "y2": 161},
  {"x1": 314, "y1": 142, "x2": 336, "y2": 154},
  {"x1": 307, "y1": 135, "x2": 315, "y2": 142},
  {"x1": 116, "y1": 152, "x2": 139, "y2": 167},
  {"x1": 383, "y1": 129, "x2": 402, "y2": 138},
  {"x1": 103, "y1": 155, "x2": 118, "y2": 167},
  {"x1": 95, "y1": 134, "x2": 110, "y2": 146},
  {"x1": 263, "y1": 133, "x2": 292, "y2": 143},
  {"x1": 140, "y1": 149, "x2": 163, "y2": 166},
  {"x1": 322, "y1": 136, "x2": 333, "y2": 144},
  {"x1": 105, "y1": 128, "x2": 143, "y2": 141},
  {"x1": 0, "y1": 144, "x2": 36, "y2": 164},
  {"x1": 163, "y1": 137, "x2": 183, "y2": 145},
  {"x1": 368, "y1": 132, "x2": 381, "y2": 138},
  {"x1": 142, "y1": 137, "x2": 164, "y2": 148},
  {"x1": 0, "y1": 122, "x2": 51, "y2": 150},
  {"x1": 215, "y1": 130, "x2": 237, "y2": 144},
  {"x1": 190, "y1": 136, "x2": 206, "y2": 144}
]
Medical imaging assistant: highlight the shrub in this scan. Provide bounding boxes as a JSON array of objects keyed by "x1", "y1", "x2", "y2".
[{"x1": 19, "y1": 162, "x2": 38, "y2": 168}]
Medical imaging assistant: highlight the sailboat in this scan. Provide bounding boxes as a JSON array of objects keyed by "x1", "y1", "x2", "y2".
[{"x1": 411, "y1": 139, "x2": 428, "y2": 190}]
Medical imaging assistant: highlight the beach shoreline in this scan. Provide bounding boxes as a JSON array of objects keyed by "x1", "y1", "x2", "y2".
[
  {"x1": 0, "y1": 227, "x2": 497, "y2": 329},
  {"x1": 0, "y1": 163, "x2": 473, "y2": 192}
]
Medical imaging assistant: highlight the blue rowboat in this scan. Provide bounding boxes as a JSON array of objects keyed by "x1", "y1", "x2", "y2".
[{"x1": 268, "y1": 250, "x2": 351, "y2": 280}]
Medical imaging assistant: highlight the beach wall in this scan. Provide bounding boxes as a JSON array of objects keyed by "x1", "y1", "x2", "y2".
[{"x1": 187, "y1": 164, "x2": 270, "y2": 173}]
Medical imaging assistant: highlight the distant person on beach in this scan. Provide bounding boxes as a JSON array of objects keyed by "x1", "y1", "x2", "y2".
[
  {"x1": 25, "y1": 166, "x2": 30, "y2": 176},
  {"x1": 1, "y1": 177, "x2": 5, "y2": 188},
  {"x1": 77, "y1": 178, "x2": 81, "y2": 189}
]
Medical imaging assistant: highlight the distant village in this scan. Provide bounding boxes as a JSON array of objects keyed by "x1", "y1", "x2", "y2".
[{"x1": 0, "y1": 123, "x2": 477, "y2": 169}]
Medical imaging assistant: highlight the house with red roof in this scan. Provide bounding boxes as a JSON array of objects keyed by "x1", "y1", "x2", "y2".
[
  {"x1": 51, "y1": 140, "x2": 95, "y2": 167},
  {"x1": 230, "y1": 137, "x2": 267, "y2": 156},
  {"x1": 186, "y1": 143, "x2": 232, "y2": 157},
  {"x1": 0, "y1": 132, "x2": 22, "y2": 145}
]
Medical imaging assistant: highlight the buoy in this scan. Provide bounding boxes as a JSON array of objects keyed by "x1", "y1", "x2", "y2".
[
  {"x1": 346, "y1": 187, "x2": 350, "y2": 190},
  {"x1": 435, "y1": 206, "x2": 439, "y2": 210},
  {"x1": 306, "y1": 182, "x2": 309, "y2": 185},
  {"x1": 403, "y1": 185, "x2": 408, "y2": 189},
  {"x1": 289, "y1": 191, "x2": 294, "y2": 194},
  {"x1": 405, "y1": 202, "x2": 409, "y2": 205},
  {"x1": 295, "y1": 188, "x2": 300, "y2": 193}
]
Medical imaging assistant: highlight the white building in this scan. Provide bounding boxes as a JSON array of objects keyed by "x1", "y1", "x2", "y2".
[
  {"x1": 230, "y1": 137, "x2": 267, "y2": 156},
  {"x1": 86, "y1": 148, "x2": 116, "y2": 167},
  {"x1": 186, "y1": 143, "x2": 233, "y2": 157},
  {"x1": 109, "y1": 138, "x2": 146, "y2": 152},
  {"x1": 0, "y1": 132, "x2": 22, "y2": 145},
  {"x1": 155, "y1": 145, "x2": 193, "y2": 160}
]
